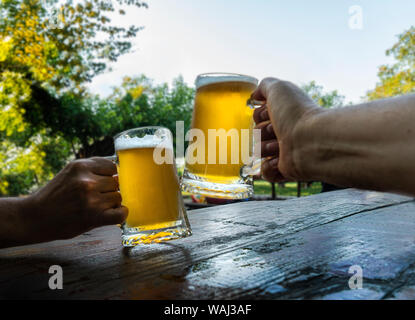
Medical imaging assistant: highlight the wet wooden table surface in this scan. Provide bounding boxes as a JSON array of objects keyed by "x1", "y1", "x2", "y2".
[{"x1": 1, "y1": 189, "x2": 415, "y2": 300}]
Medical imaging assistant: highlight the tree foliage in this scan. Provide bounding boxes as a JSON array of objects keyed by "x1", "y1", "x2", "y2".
[
  {"x1": 302, "y1": 81, "x2": 345, "y2": 108},
  {"x1": 0, "y1": 0, "x2": 147, "y2": 195},
  {"x1": 0, "y1": 72, "x2": 194, "y2": 195},
  {"x1": 98, "y1": 75, "x2": 194, "y2": 139},
  {"x1": 368, "y1": 26, "x2": 415, "y2": 100},
  {"x1": 0, "y1": 0, "x2": 147, "y2": 90}
]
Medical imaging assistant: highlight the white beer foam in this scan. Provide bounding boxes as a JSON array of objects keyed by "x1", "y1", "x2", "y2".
[
  {"x1": 196, "y1": 73, "x2": 258, "y2": 90},
  {"x1": 115, "y1": 134, "x2": 172, "y2": 151}
]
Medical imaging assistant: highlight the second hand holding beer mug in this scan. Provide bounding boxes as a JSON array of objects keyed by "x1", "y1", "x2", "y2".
[{"x1": 107, "y1": 126, "x2": 191, "y2": 247}]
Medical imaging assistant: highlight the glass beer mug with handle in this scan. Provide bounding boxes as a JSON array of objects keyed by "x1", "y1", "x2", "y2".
[
  {"x1": 107, "y1": 126, "x2": 191, "y2": 247},
  {"x1": 181, "y1": 73, "x2": 262, "y2": 199}
]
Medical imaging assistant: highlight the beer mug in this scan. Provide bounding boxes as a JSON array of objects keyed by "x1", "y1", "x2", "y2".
[
  {"x1": 107, "y1": 126, "x2": 191, "y2": 247},
  {"x1": 181, "y1": 73, "x2": 261, "y2": 199}
]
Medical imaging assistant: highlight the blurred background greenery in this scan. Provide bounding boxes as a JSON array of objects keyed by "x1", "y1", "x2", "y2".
[{"x1": 1, "y1": 0, "x2": 414, "y2": 198}]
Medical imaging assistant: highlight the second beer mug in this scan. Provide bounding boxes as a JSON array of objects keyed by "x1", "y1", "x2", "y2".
[
  {"x1": 108, "y1": 126, "x2": 191, "y2": 247},
  {"x1": 181, "y1": 73, "x2": 260, "y2": 199}
]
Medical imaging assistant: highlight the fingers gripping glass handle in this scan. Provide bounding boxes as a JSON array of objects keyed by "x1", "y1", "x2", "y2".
[
  {"x1": 241, "y1": 98, "x2": 268, "y2": 177},
  {"x1": 241, "y1": 158, "x2": 264, "y2": 177},
  {"x1": 247, "y1": 95, "x2": 268, "y2": 176},
  {"x1": 104, "y1": 155, "x2": 118, "y2": 177}
]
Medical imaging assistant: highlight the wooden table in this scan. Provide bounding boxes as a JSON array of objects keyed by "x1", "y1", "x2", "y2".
[{"x1": 1, "y1": 189, "x2": 415, "y2": 300}]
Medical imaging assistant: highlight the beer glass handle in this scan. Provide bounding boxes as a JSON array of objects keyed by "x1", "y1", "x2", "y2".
[
  {"x1": 243, "y1": 98, "x2": 268, "y2": 177},
  {"x1": 247, "y1": 98, "x2": 266, "y2": 109},
  {"x1": 241, "y1": 158, "x2": 265, "y2": 177}
]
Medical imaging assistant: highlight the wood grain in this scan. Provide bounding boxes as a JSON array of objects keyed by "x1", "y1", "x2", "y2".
[{"x1": 0, "y1": 189, "x2": 413, "y2": 299}]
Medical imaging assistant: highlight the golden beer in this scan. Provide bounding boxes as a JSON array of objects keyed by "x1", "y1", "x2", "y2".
[
  {"x1": 182, "y1": 73, "x2": 258, "y2": 199},
  {"x1": 112, "y1": 127, "x2": 191, "y2": 247},
  {"x1": 117, "y1": 147, "x2": 180, "y2": 230}
]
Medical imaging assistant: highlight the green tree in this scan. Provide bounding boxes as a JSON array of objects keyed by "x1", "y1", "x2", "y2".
[
  {"x1": 302, "y1": 80, "x2": 345, "y2": 108},
  {"x1": 95, "y1": 75, "x2": 194, "y2": 151},
  {"x1": 0, "y1": 0, "x2": 147, "y2": 195},
  {"x1": 368, "y1": 26, "x2": 415, "y2": 100},
  {"x1": 0, "y1": 0, "x2": 147, "y2": 90}
]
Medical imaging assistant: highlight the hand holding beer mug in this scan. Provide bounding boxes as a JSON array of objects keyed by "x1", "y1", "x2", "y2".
[
  {"x1": 181, "y1": 73, "x2": 262, "y2": 199},
  {"x1": 108, "y1": 127, "x2": 191, "y2": 247}
]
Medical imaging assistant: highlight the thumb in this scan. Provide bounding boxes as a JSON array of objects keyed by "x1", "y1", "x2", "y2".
[
  {"x1": 99, "y1": 206, "x2": 129, "y2": 226},
  {"x1": 251, "y1": 77, "x2": 282, "y2": 102}
]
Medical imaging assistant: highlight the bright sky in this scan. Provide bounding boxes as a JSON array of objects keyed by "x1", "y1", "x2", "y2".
[{"x1": 88, "y1": 0, "x2": 415, "y2": 104}]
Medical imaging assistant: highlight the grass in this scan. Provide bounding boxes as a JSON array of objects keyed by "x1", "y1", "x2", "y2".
[{"x1": 253, "y1": 180, "x2": 322, "y2": 197}]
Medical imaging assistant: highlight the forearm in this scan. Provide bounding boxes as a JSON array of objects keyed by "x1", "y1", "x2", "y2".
[
  {"x1": 296, "y1": 94, "x2": 415, "y2": 196},
  {"x1": 0, "y1": 197, "x2": 31, "y2": 249}
]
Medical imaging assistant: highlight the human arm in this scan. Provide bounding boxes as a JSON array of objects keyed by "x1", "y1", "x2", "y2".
[
  {"x1": 0, "y1": 157, "x2": 128, "y2": 249},
  {"x1": 253, "y1": 77, "x2": 415, "y2": 197}
]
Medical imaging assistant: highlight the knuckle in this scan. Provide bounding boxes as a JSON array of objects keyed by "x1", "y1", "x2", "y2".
[
  {"x1": 87, "y1": 198, "x2": 98, "y2": 211},
  {"x1": 75, "y1": 177, "x2": 97, "y2": 193},
  {"x1": 84, "y1": 179, "x2": 97, "y2": 192},
  {"x1": 68, "y1": 159, "x2": 89, "y2": 172}
]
